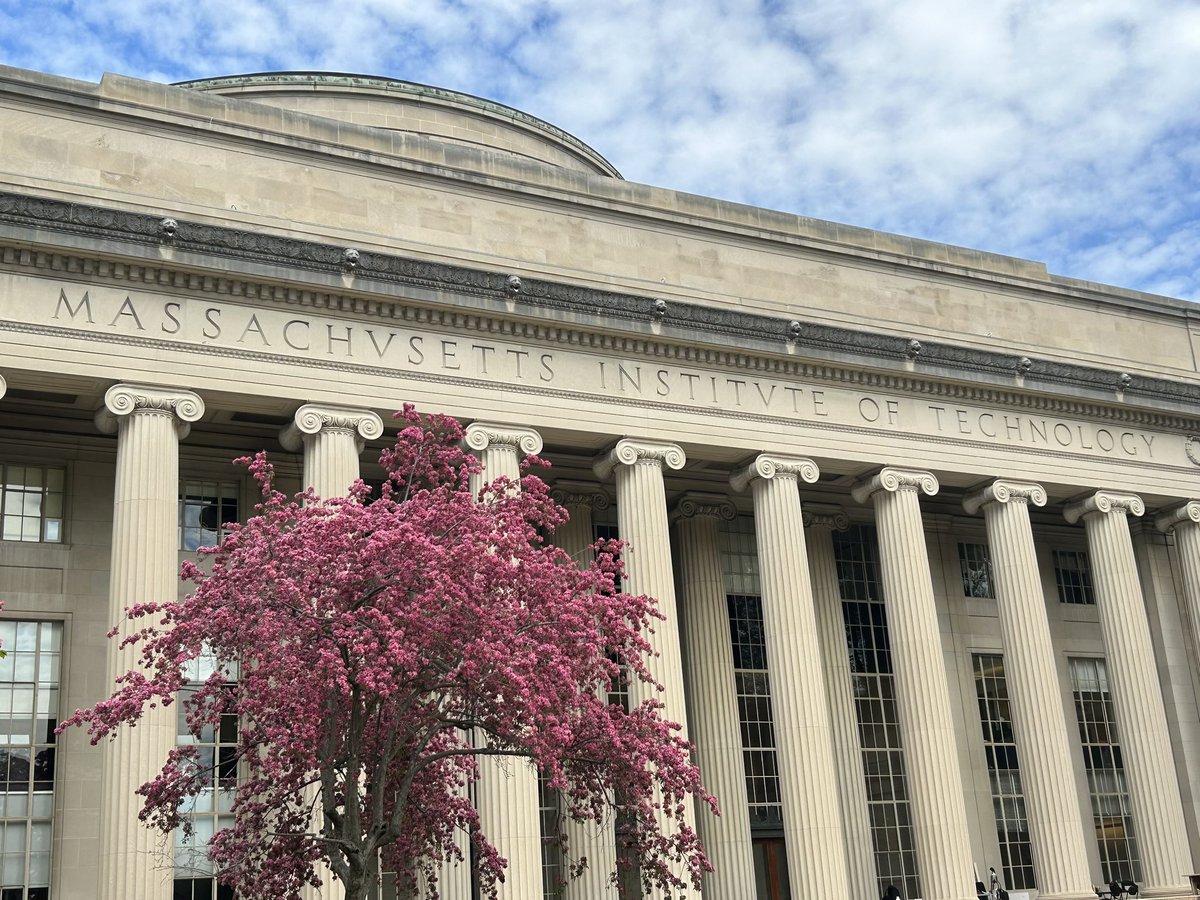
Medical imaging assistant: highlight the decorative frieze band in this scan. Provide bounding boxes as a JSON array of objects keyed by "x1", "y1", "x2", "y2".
[
  {"x1": 671, "y1": 492, "x2": 737, "y2": 523},
  {"x1": 963, "y1": 479, "x2": 1048, "y2": 515},
  {"x1": 592, "y1": 438, "x2": 686, "y2": 480},
  {"x1": 5, "y1": 189, "x2": 1200, "y2": 422},
  {"x1": 850, "y1": 466, "x2": 939, "y2": 503},
  {"x1": 463, "y1": 422, "x2": 544, "y2": 457},
  {"x1": 94, "y1": 383, "x2": 205, "y2": 438},
  {"x1": 279, "y1": 403, "x2": 385, "y2": 453},
  {"x1": 730, "y1": 454, "x2": 819, "y2": 493},
  {"x1": 1064, "y1": 490, "x2": 1146, "y2": 523}
]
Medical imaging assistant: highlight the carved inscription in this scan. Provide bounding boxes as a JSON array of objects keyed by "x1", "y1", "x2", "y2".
[{"x1": 14, "y1": 282, "x2": 1178, "y2": 464}]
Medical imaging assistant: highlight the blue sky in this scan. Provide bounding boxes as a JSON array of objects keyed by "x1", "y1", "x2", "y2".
[{"x1": 2, "y1": 0, "x2": 1198, "y2": 300}]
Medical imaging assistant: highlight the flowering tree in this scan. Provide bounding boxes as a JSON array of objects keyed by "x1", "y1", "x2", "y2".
[{"x1": 63, "y1": 406, "x2": 712, "y2": 900}]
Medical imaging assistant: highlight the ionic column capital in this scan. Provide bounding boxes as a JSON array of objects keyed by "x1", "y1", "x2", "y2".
[
  {"x1": 1156, "y1": 500, "x2": 1200, "y2": 533},
  {"x1": 279, "y1": 403, "x2": 384, "y2": 453},
  {"x1": 592, "y1": 438, "x2": 685, "y2": 480},
  {"x1": 95, "y1": 383, "x2": 205, "y2": 439},
  {"x1": 1064, "y1": 489, "x2": 1145, "y2": 524},
  {"x1": 729, "y1": 453, "x2": 819, "y2": 493},
  {"x1": 670, "y1": 491, "x2": 737, "y2": 523},
  {"x1": 802, "y1": 504, "x2": 850, "y2": 531},
  {"x1": 549, "y1": 481, "x2": 611, "y2": 512},
  {"x1": 963, "y1": 479, "x2": 1047, "y2": 515},
  {"x1": 464, "y1": 421, "x2": 543, "y2": 457},
  {"x1": 850, "y1": 466, "x2": 939, "y2": 504},
  {"x1": 0, "y1": 373, "x2": 6, "y2": 399}
]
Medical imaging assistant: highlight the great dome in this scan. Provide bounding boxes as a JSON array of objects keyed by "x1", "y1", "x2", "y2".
[{"x1": 175, "y1": 72, "x2": 621, "y2": 178}]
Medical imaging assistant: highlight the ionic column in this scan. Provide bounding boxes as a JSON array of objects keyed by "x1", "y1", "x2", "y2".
[
  {"x1": 731, "y1": 456, "x2": 850, "y2": 900},
  {"x1": 0, "y1": 373, "x2": 6, "y2": 398},
  {"x1": 1157, "y1": 502, "x2": 1200, "y2": 706},
  {"x1": 850, "y1": 467, "x2": 974, "y2": 900},
  {"x1": 95, "y1": 384, "x2": 205, "y2": 900},
  {"x1": 279, "y1": 403, "x2": 384, "y2": 499},
  {"x1": 280, "y1": 403, "x2": 382, "y2": 900},
  {"x1": 550, "y1": 483, "x2": 619, "y2": 900},
  {"x1": 593, "y1": 438, "x2": 697, "y2": 900},
  {"x1": 464, "y1": 422, "x2": 545, "y2": 900},
  {"x1": 671, "y1": 492, "x2": 756, "y2": 900},
  {"x1": 803, "y1": 506, "x2": 877, "y2": 900},
  {"x1": 964, "y1": 481, "x2": 1093, "y2": 899},
  {"x1": 1066, "y1": 492, "x2": 1192, "y2": 896}
]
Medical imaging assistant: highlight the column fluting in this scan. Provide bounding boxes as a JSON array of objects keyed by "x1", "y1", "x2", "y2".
[
  {"x1": 804, "y1": 506, "x2": 878, "y2": 900},
  {"x1": 964, "y1": 481, "x2": 1093, "y2": 899},
  {"x1": 464, "y1": 422, "x2": 545, "y2": 900},
  {"x1": 593, "y1": 438, "x2": 697, "y2": 900},
  {"x1": 1066, "y1": 492, "x2": 1192, "y2": 896},
  {"x1": 850, "y1": 467, "x2": 974, "y2": 900},
  {"x1": 550, "y1": 482, "x2": 619, "y2": 900},
  {"x1": 95, "y1": 383, "x2": 205, "y2": 900},
  {"x1": 281, "y1": 404, "x2": 383, "y2": 900},
  {"x1": 672, "y1": 492, "x2": 756, "y2": 900},
  {"x1": 731, "y1": 455, "x2": 850, "y2": 900},
  {"x1": 1156, "y1": 502, "x2": 1200, "y2": 709}
]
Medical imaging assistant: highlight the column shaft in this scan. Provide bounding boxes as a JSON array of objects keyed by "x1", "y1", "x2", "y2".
[
  {"x1": 1068, "y1": 493, "x2": 1191, "y2": 895},
  {"x1": 673, "y1": 494, "x2": 756, "y2": 900},
  {"x1": 465, "y1": 423, "x2": 544, "y2": 900},
  {"x1": 853, "y1": 468, "x2": 974, "y2": 900},
  {"x1": 96, "y1": 385, "x2": 204, "y2": 900},
  {"x1": 282, "y1": 404, "x2": 382, "y2": 900},
  {"x1": 595, "y1": 439, "x2": 697, "y2": 900},
  {"x1": 806, "y1": 512, "x2": 878, "y2": 900},
  {"x1": 1158, "y1": 504, "x2": 1200, "y2": 716},
  {"x1": 552, "y1": 485, "x2": 619, "y2": 900},
  {"x1": 735, "y1": 458, "x2": 849, "y2": 900},
  {"x1": 966, "y1": 482, "x2": 1092, "y2": 899}
]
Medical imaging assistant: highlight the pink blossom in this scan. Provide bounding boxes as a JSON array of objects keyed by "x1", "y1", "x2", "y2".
[{"x1": 62, "y1": 406, "x2": 713, "y2": 900}]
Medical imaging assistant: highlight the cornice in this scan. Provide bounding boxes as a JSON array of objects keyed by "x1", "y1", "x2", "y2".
[{"x1": 3, "y1": 191, "x2": 1200, "y2": 429}]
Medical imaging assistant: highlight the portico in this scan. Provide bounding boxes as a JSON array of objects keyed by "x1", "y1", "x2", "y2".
[{"x1": 1, "y1": 65, "x2": 1200, "y2": 900}]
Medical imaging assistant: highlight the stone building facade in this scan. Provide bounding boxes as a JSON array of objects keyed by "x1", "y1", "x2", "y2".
[{"x1": 1, "y1": 65, "x2": 1200, "y2": 900}]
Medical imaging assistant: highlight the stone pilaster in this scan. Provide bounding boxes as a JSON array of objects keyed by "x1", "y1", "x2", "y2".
[
  {"x1": 964, "y1": 481, "x2": 1093, "y2": 899},
  {"x1": 1066, "y1": 492, "x2": 1192, "y2": 896},
  {"x1": 279, "y1": 403, "x2": 384, "y2": 499},
  {"x1": 94, "y1": 383, "x2": 205, "y2": 900},
  {"x1": 671, "y1": 492, "x2": 756, "y2": 900},
  {"x1": 593, "y1": 438, "x2": 697, "y2": 900},
  {"x1": 731, "y1": 455, "x2": 850, "y2": 900},
  {"x1": 463, "y1": 422, "x2": 544, "y2": 900},
  {"x1": 850, "y1": 467, "x2": 974, "y2": 900},
  {"x1": 549, "y1": 482, "x2": 619, "y2": 900},
  {"x1": 803, "y1": 505, "x2": 877, "y2": 900}
]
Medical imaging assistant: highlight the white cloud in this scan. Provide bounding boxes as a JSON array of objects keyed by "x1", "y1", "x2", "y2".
[{"x1": 0, "y1": 0, "x2": 1196, "y2": 299}]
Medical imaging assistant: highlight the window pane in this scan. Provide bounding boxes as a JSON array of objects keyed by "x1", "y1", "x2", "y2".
[
  {"x1": 0, "y1": 467, "x2": 66, "y2": 544},
  {"x1": 0, "y1": 623, "x2": 61, "y2": 896}
]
